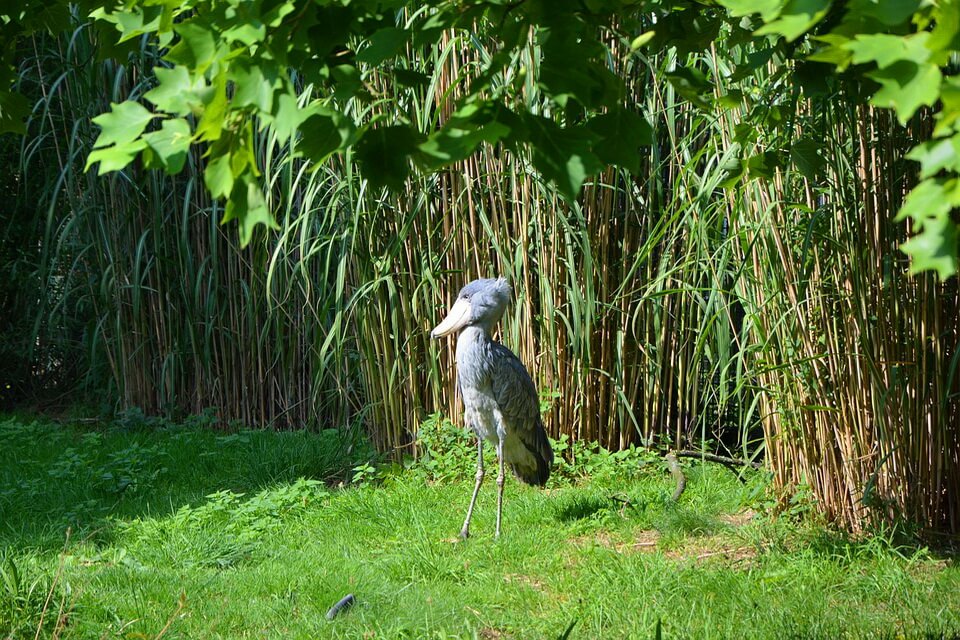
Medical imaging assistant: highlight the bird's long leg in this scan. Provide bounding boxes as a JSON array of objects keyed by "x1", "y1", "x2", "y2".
[
  {"x1": 460, "y1": 437, "x2": 484, "y2": 539},
  {"x1": 495, "y1": 436, "x2": 505, "y2": 538}
]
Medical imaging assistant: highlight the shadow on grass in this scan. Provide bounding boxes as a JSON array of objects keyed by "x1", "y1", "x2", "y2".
[
  {"x1": 654, "y1": 506, "x2": 722, "y2": 540},
  {"x1": 800, "y1": 525, "x2": 960, "y2": 565},
  {"x1": 552, "y1": 493, "x2": 613, "y2": 522},
  {"x1": 0, "y1": 415, "x2": 369, "y2": 552}
]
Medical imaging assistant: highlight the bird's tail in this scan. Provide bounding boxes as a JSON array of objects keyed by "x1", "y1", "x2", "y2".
[{"x1": 510, "y1": 417, "x2": 553, "y2": 486}]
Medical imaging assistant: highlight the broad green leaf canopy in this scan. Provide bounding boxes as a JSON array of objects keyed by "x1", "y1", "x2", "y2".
[{"x1": 2, "y1": 0, "x2": 959, "y2": 277}]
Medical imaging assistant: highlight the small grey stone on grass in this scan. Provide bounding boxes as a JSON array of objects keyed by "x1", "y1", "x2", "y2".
[{"x1": 326, "y1": 593, "x2": 355, "y2": 620}]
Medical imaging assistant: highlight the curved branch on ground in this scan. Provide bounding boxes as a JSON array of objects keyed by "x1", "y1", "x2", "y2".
[
  {"x1": 674, "y1": 450, "x2": 762, "y2": 474},
  {"x1": 665, "y1": 452, "x2": 685, "y2": 502}
]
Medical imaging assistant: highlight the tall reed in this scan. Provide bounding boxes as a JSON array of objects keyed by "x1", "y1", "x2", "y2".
[
  {"x1": 12, "y1": 16, "x2": 958, "y2": 533},
  {"x1": 340, "y1": 29, "x2": 754, "y2": 457},
  {"x1": 19, "y1": 26, "x2": 362, "y2": 429},
  {"x1": 711, "y1": 47, "x2": 960, "y2": 532}
]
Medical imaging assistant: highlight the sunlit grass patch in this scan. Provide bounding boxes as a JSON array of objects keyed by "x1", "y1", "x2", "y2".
[{"x1": 1, "y1": 416, "x2": 958, "y2": 639}]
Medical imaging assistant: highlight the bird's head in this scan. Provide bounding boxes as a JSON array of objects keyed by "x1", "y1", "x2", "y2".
[{"x1": 430, "y1": 277, "x2": 512, "y2": 338}]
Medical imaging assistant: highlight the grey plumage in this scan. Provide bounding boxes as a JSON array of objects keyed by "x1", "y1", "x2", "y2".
[{"x1": 431, "y1": 277, "x2": 554, "y2": 538}]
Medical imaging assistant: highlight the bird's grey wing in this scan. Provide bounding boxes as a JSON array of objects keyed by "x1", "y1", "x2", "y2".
[
  {"x1": 489, "y1": 342, "x2": 553, "y2": 486},
  {"x1": 488, "y1": 343, "x2": 540, "y2": 423},
  {"x1": 456, "y1": 375, "x2": 476, "y2": 434}
]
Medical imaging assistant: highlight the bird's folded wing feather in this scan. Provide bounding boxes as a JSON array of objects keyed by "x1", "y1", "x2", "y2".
[{"x1": 489, "y1": 343, "x2": 540, "y2": 425}]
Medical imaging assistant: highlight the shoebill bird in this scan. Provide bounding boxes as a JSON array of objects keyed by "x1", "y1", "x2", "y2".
[{"x1": 431, "y1": 277, "x2": 553, "y2": 538}]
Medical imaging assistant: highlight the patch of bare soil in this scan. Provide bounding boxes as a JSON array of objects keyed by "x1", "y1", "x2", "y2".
[
  {"x1": 718, "y1": 509, "x2": 757, "y2": 527},
  {"x1": 620, "y1": 529, "x2": 661, "y2": 552},
  {"x1": 569, "y1": 530, "x2": 620, "y2": 549},
  {"x1": 503, "y1": 573, "x2": 547, "y2": 591},
  {"x1": 567, "y1": 510, "x2": 762, "y2": 568},
  {"x1": 663, "y1": 540, "x2": 758, "y2": 566},
  {"x1": 568, "y1": 529, "x2": 661, "y2": 554}
]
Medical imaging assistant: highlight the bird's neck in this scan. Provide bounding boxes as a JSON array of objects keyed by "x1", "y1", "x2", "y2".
[
  {"x1": 457, "y1": 325, "x2": 491, "y2": 346},
  {"x1": 455, "y1": 326, "x2": 493, "y2": 382},
  {"x1": 455, "y1": 325, "x2": 492, "y2": 359}
]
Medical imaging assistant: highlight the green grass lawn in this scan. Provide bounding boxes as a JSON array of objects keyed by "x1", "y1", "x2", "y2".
[{"x1": 1, "y1": 415, "x2": 958, "y2": 639}]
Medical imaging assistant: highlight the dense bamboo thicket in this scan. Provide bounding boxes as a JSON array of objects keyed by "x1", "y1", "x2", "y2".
[
  {"x1": 5, "y1": 22, "x2": 958, "y2": 533},
  {"x1": 8, "y1": 30, "x2": 360, "y2": 428},
  {"x1": 350, "y1": 33, "x2": 751, "y2": 454},
  {"x1": 729, "y1": 100, "x2": 960, "y2": 532}
]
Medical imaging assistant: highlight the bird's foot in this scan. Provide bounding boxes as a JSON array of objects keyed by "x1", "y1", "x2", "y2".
[{"x1": 459, "y1": 528, "x2": 470, "y2": 540}]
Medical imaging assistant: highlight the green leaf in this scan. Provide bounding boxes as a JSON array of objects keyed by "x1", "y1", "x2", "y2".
[
  {"x1": 929, "y1": 1, "x2": 960, "y2": 55},
  {"x1": 113, "y1": 4, "x2": 164, "y2": 43},
  {"x1": 204, "y1": 153, "x2": 234, "y2": 199},
  {"x1": 266, "y1": 92, "x2": 307, "y2": 142},
  {"x1": 331, "y1": 65, "x2": 362, "y2": 102},
  {"x1": 91, "y1": 101, "x2": 155, "y2": 148},
  {"x1": 540, "y1": 60, "x2": 622, "y2": 110},
  {"x1": 537, "y1": 29, "x2": 622, "y2": 109},
  {"x1": 525, "y1": 115, "x2": 602, "y2": 201},
  {"x1": 793, "y1": 61, "x2": 833, "y2": 96},
  {"x1": 585, "y1": 109, "x2": 654, "y2": 174},
  {"x1": 900, "y1": 216, "x2": 960, "y2": 279},
  {"x1": 230, "y1": 126, "x2": 259, "y2": 179},
  {"x1": 356, "y1": 27, "x2": 408, "y2": 66},
  {"x1": 733, "y1": 123, "x2": 757, "y2": 145},
  {"x1": 167, "y1": 21, "x2": 218, "y2": 72},
  {"x1": 394, "y1": 68, "x2": 431, "y2": 89},
  {"x1": 144, "y1": 66, "x2": 202, "y2": 116},
  {"x1": 418, "y1": 123, "x2": 510, "y2": 168},
  {"x1": 0, "y1": 89, "x2": 30, "y2": 135},
  {"x1": 262, "y1": 0, "x2": 296, "y2": 27},
  {"x1": 418, "y1": 129, "x2": 484, "y2": 167},
  {"x1": 716, "y1": 0, "x2": 782, "y2": 20},
  {"x1": 730, "y1": 48, "x2": 776, "y2": 83},
  {"x1": 868, "y1": 61, "x2": 941, "y2": 125},
  {"x1": 848, "y1": 0, "x2": 921, "y2": 27},
  {"x1": 665, "y1": 67, "x2": 713, "y2": 110},
  {"x1": 229, "y1": 60, "x2": 280, "y2": 113},
  {"x1": 895, "y1": 178, "x2": 955, "y2": 223},
  {"x1": 755, "y1": 0, "x2": 830, "y2": 42},
  {"x1": 195, "y1": 71, "x2": 228, "y2": 142},
  {"x1": 936, "y1": 76, "x2": 960, "y2": 136},
  {"x1": 906, "y1": 138, "x2": 960, "y2": 179},
  {"x1": 629, "y1": 31, "x2": 655, "y2": 50},
  {"x1": 418, "y1": 100, "x2": 513, "y2": 168},
  {"x1": 223, "y1": 22, "x2": 267, "y2": 46},
  {"x1": 143, "y1": 118, "x2": 192, "y2": 173},
  {"x1": 85, "y1": 139, "x2": 147, "y2": 174},
  {"x1": 808, "y1": 34, "x2": 854, "y2": 69},
  {"x1": 745, "y1": 151, "x2": 780, "y2": 180},
  {"x1": 845, "y1": 33, "x2": 931, "y2": 69},
  {"x1": 790, "y1": 137, "x2": 825, "y2": 180},
  {"x1": 355, "y1": 125, "x2": 424, "y2": 191},
  {"x1": 895, "y1": 178, "x2": 960, "y2": 277},
  {"x1": 222, "y1": 173, "x2": 279, "y2": 247},
  {"x1": 298, "y1": 111, "x2": 353, "y2": 163},
  {"x1": 717, "y1": 90, "x2": 744, "y2": 108},
  {"x1": 720, "y1": 155, "x2": 746, "y2": 188}
]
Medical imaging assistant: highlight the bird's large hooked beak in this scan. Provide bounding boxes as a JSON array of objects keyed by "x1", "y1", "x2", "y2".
[{"x1": 431, "y1": 298, "x2": 472, "y2": 338}]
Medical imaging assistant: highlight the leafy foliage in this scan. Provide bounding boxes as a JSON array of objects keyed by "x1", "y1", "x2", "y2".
[
  {"x1": 0, "y1": 552, "x2": 62, "y2": 638},
  {"x1": 119, "y1": 479, "x2": 329, "y2": 568},
  {"x1": 413, "y1": 412, "x2": 661, "y2": 487},
  {"x1": 718, "y1": 0, "x2": 960, "y2": 277},
  {"x1": 0, "y1": 414, "x2": 369, "y2": 551},
  {"x1": 4, "y1": 1, "x2": 960, "y2": 272},
  {"x1": 8, "y1": 4, "x2": 959, "y2": 536},
  {"x1": 0, "y1": 2, "x2": 955, "y2": 274}
]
